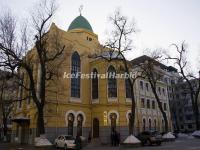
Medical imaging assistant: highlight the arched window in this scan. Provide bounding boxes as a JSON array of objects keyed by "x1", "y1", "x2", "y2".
[
  {"x1": 162, "y1": 119, "x2": 165, "y2": 132},
  {"x1": 149, "y1": 119, "x2": 152, "y2": 130},
  {"x1": 77, "y1": 114, "x2": 83, "y2": 136},
  {"x1": 71, "y1": 52, "x2": 81, "y2": 98},
  {"x1": 92, "y1": 68, "x2": 98, "y2": 99},
  {"x1": 125, "y1": 79, "x2": 132, "y2": 98},
  {"x1": 152, "y1": 101, "x2": 155, "y2": 109},
  {"x1": 154, "y1": 119, "x2": 157, "y2": 130},
  {"x1": 107, "y1": 66, "x2": 117, "y2": 98},
  {"x1": 68, "y1": 113, "x2": 75, "y2": 136},
  {"x1": 147, "y1": 99, "x2": 150, "y2": 108},
  {"x1": 143, "y1": 118, "x2": 146, "y2": 131}
]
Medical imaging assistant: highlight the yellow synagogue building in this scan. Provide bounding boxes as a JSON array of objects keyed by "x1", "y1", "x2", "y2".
[{"x1": 11, "y1": 14, "x2": 173, "y2": 144}]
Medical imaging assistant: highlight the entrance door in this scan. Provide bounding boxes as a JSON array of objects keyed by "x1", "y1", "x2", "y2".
[
  {"x1": 21, "y1": 123, "x2": 29, "y2": 144},
  {"x1": 93, "y1": 118, "x2": 99, "y2": 138}
]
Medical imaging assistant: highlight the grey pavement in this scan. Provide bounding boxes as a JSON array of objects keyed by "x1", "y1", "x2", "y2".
[{"x1": 83, "y1": 138, "x2": 200, "y2": 150}]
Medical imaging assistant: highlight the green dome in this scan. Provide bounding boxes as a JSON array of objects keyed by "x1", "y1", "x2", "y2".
[{"x1": 68, "y1": 15, "x2": 93, "y2": 32}]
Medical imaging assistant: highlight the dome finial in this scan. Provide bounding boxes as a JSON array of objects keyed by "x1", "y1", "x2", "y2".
[{"x1": 79, "y1": 5, "x2": 83, "y2": 16}]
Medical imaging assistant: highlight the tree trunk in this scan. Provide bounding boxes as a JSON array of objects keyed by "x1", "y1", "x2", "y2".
[
  {"x1": 129, "y1": 83, "x2": 135, "y2": 135},
  {"x1": 191, "y1": 93, "x2": 200, "y2": 130},
  {"x1": 162, "y1": 112, "x2": 168, "y2": 132},
  {"x1": 173, "y1": 112, "x2": 180, "y2": 132},
  {"x1": 151, "y1": 83, "x2": 168, "y2": 132},
  {"x1": 194, "y1": 105, "x2": 200, "y2": 130},
  {"x1": 35, "y1": 62, "x2": 46, "y2": 137},
  {"x1": 36, "y1": 105, "x2": 45, "y2": 136},
  {"x1": 3, "y1": 117, "x2": 8, "y2": 141}
]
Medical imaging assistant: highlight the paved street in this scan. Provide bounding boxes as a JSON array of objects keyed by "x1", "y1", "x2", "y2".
[
  {"x1": 0, "y1": 137, "x2": 200, "y2": 150},
  {"x1": 83, "y1": 138, "x2": 200, "y2": 150}
]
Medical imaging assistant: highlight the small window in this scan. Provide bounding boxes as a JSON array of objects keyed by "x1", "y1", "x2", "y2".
[
  {"x1": 147, "y1": 99, "x2": 150, "y2": 109},
  {"x1": 152, "y1": 101, "x2": 155, "y2": 109},
  {"x1": 162, "y1": 88, "x2": 165, "y2": 96},
  {"x1": 140, "y1": 81, "x2": 143, "y2": 90},
  {"x1": 87, "y1": 36, "x2": 92, "y2": 41},
  {"x1": 141, "y1": 98, "x2": 145, "y2": 108},
  {"x1": 164, "y1": 103, "x2": 167, "y2": 111},
  {"x1": 145, "y1": 83, "x2": 149, "y2": 91},
  {"x1": 188, "y1": 124, "x2": 193, "y2": 129}
]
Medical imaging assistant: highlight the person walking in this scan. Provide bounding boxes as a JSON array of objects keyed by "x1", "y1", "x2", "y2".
[
  {"x1": 88, "y1": 131, "x2": 91, "y2": 143},
  {"x1": 113, "y1": 130, "x2": 117, "y2": 146},
  {"x1": 117, "y1": 131, "x2": 121, "y2": 146},
  {"x1": 75, "y1": 135, "x2": 82, "y2": 150},
  {"x1": 111, "y1": 130, "x2": 115, "y2": 146}
]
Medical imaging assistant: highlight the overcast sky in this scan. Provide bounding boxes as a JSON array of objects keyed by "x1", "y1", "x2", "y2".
[{"x1": 1, "y1": 0, "x2": 200, "y2": 71}]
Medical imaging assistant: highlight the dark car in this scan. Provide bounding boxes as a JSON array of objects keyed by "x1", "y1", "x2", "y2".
[{"x1": 137, "y1": 131, "x2": 163, "y2": 146}]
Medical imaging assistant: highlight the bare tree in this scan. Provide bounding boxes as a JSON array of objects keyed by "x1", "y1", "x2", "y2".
[
  {"x1": 96, "y1": 10, "x2": 139, "y2": 135},
  {"x1": 0, "y1": 0, "x2": 66, "y2": 137},
  {"x1": 0, "y1": 70, "x2": 16, "y2": 141},
  {"x1": 167, "y1": 42, "x2": 200, "y2": 130}
]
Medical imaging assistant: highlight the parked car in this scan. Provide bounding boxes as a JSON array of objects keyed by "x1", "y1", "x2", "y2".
[
  {"x1": 137, "y1": 131, "x2": 163, "y2": 146},
  {"x1": 54, "y1": 135, "x2": 76, "y2": 149}
]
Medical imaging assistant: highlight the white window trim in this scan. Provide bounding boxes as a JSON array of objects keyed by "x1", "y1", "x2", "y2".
[{"x1": 69, "y1": 97, "x2": 81, "y2": 103}]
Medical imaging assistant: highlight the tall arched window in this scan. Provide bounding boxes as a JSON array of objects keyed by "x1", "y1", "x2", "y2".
[
  {"x1": 68, "y1": 113, "x2": 75, "y2": 136},
  {"x1": 125, "y1": 79, "x2": 132, "y2": 98},
  {"x1": 108, "y1": 66, "x2": 117, "y2": 98},
  {"x1": 71, "y1": 52, "x2": 81, "y2": 98},
  {"x1": 154, "y1": 119, "x2": 157, "y2": 130},
  {"x1": 92, "y1": 68, "x2": 98, "y2": 99},
  {"x1": 149, "y1": 119, "x2": 152, "y2": 130},
  {"x1": 143, "y1": 118, "x2": 146, "y2": 131}
]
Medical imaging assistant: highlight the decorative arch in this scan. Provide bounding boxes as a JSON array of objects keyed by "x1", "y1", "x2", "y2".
[
  {"x1": 108, "y1": 110, "x2": 119, "y2": 125},
  {"x1": 65, "y1": 110, "x2": 76, "y2": 126},
  {"x1": 76, "y1": 111, "x2": 86, "y2": 126},
  {"x1": 142, "y1": 117, "x2": 146, "y2": 131},
  {"x1": 148, "y1": 117, "x2": 152, "y2": 130},
  {"x1": 126, "y1": 110, "x2": 131, "y2": 124},
  {"x1": 65, "y1": 110, "x2": 76, "y2": 136}
]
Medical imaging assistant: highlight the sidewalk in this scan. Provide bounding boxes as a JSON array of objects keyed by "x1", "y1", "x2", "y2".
[{"x1": 0, "y1": 142, "x2": 55, "y2": 150}]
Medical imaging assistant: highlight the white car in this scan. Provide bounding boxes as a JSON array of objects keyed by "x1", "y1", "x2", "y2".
[{"x1": 54, "y1": 135, "x2": 76, "y2": 149}]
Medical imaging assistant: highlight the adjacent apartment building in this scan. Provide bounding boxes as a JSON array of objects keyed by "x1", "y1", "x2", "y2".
[{"x1": 171, "y1": 79, "x2": 200, "y2": 132}]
